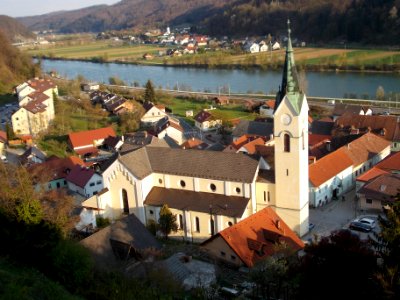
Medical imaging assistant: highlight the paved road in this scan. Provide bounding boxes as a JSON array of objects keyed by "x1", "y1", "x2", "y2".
[{"x1": 303, "y1": 188, "x2": 381, "y2": 242}]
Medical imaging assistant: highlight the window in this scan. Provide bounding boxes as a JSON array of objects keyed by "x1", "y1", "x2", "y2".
[
  {"x1": 149, "y1": 210, "x2": 154, "y2": 215},
  {"x1": 89, "y1": 182, "x2": 95, "y2": 187},
  {"x1": 231, "y1": 255, "x2": 236, "y2": 260},
  {"x1": 284, "y1": 133, "x2": 290, "y2": 152},
  {"x1": 220, "y1": 251, "x2": 226, "y2": 257},
  {"x1": 48, "y1": 183, "x2": 51, "y2": 189},
  {"x1": 210, "y1": 183, "x2": 216, "y2": 192},
  {"x1": 263, "y1": 191, "x2": 266, "y2": 202},
  {"x1": 195, "y1": 217, "x2": 200, "y2": 232},
  {"x1": 235, "y1": 187, "x2": 241, "y2": 194},
  {"x1": 122, "y1": 189, "x2": 129, "y2": 214},
  {"x1": 93, "y1": 191, "x2": 98, "y2": 195},
  {"x1": 179, "y1": 214, "x2": 184, "y2": 230},
  {"x1": 63, "y1": 180, "x2": 67, "y2": 185},
  {"x1": 366, "y1": 199, "x2": 373, "y2": 204},
  {"x1": 210, "y1": 218, "x2": 215, "y2": 235},
  {"x1": 228, "y1": 221, "x2": 233, "y2": 227},
  {"x1": 158, "y1": 178, "x2": 163, "y2": 184},
  {"x1": 286, "y1": 169, "x2": 289, "y2": 176},
  {"x1": 56, "y1": 182, "x2": 60, "y2": 188},
  {"x1": 96, "y1": 180, "x2": 102, "y2": 185},
  {"x1": 180, "y1": 180, "x2": 186, "y2": 188},
  {"x1": 268, "y1": 191, "x2": 271, "y2": 202}
]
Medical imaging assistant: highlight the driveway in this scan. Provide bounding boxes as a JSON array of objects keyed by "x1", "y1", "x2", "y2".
[{"x1": 303, "y1": 189, "x2": 381, "y2": 242}]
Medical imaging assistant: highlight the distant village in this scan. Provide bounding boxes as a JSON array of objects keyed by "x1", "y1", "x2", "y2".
[{"x1": 1, "y1": 29, "x2": 399, "y2": 294}]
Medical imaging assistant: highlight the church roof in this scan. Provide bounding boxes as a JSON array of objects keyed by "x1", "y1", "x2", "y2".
[
  {"x1": 119, "y1": 146, "x2": 259, "y2": 183},
  {"x1": 144, "y1": 187, "x2": 250, "y2": 218}
]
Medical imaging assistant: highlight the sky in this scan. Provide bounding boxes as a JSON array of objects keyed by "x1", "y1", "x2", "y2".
[{"x1": 1, "y1": 0, "x2": 119, "y2": 18}]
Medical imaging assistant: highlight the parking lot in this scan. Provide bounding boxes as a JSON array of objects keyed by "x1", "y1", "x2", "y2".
[{"x1": 303, "y1": 189, "x2": 381, "y2": 242}]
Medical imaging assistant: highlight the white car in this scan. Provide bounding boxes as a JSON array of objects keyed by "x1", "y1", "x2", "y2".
[{"x1": 355, "y1": 217, "x2": 376, "y2": 229}]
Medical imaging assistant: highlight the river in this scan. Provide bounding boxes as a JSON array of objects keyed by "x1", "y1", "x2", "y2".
[{"x1": 41, "y1": 59, "x2": 400, "y2": 99}]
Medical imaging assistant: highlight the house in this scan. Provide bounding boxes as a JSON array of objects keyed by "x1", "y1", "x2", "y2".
[
  {"x1": 357, "y1": 174, "x2": 400, "y2": 211},
  {"x1": 29, "y1": 156, "x2": 85, "y2": 190},
  {"x1": 259, "y1": 100, "x2": 275, "y2": 118},
  {"x1": 12, "y1": 78, "x2": 57, "y2": 136},
  {"x1": 310, "y1": 118, "x2": 334, "y2": 136},
  {"x1": 201, "y1": 207, "x2": 304, "y2": 268},
  {"x1": 232, "y1": 120, "x2": 273, "y2": 141},
  {"x1": 0, "y1": 131, "x2": 7, "y2": 155},
  {"x1": 213, "y1": 96, "x2": 229, "y2": 106},
  {"x1": 259, "y1": 43, "x2": 269, "y2": 52},
  {"x1": 141, "y1": 102, "x2": 167, "y2": 126},
  {"x1": 272, "y1": 41, "x2": 280, "y2": 50},
  {"x1": 245, "y1": 42, "x2": 260, "y2": 53},
  {"x1": 243, "y1": 99, "x2": 262, "y2": 112},
  {"x1": 80, "y1": 214, "x2": 161, "y2": 269},
  {"x1": 151, "y1": 116, "x2": 185, "y2": 145},
  {"x1": 237, "y1": 137, "x2": 266, "y2": 155},
  {"x1": 181, "y1": 137, "x2": 209, "y2": 150},
  {"x1": 68, "y1": 127, "x2": 116, "y2": 157},
  {"x1": 309, "y1": 133, "x2": 391, "y2": 207},
  {"x1": 19, "y1": 146, "x2": 47, "y2": 166},
  {"x1": 66, "y1": 165, "x2": 103, "y2": 198},
  {"x1": 332, "y1": 104, "x2": 372, "y2": 121},
  {"x1": 332, "y1": 114, "x2": 400, "y2": 151},
  {"x1": 119, "y1": 131, "x2": 169, "y2": 155},
  {"x1": 224, "y1": 134, "x2": 260, "y2": 153},
  {"x1": 194, "y1": 110, "x2": 222, "y2": 131}
]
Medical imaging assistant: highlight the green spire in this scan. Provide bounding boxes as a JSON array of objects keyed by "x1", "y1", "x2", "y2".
[{"x1": 275, "y1": 19, "x2": 302, "y2": 114}]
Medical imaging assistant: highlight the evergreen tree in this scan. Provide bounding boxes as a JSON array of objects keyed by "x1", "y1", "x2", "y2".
[
  {"x1": 5, "y1": 122, "x2": 15, "y2": 140},
  {"x1": 144, "y1": 79, "x2": 156, "y2": 104},
  {"x1": 157, "y1": 204, "x2": 178, "y2": 239}
]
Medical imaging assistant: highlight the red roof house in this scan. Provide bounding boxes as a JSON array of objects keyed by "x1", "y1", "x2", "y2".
[
  {"x1": 201, "y1": 207, "x2": 304, "y2": 268},
  {"x1": 68, "y1": 127, "x2": 116, "y2": 155}
]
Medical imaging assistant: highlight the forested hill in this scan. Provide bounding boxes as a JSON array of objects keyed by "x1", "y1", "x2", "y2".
[
  {"x1": 0, "y1": 15, "x2": 35, "y2": 42},
  {"x1": 0, "y1": 31, "x2": 39, "y2": 92},
  {"x1": 204, "y1": 0, "x2": 400, "y2": 44},
  {"x1": 18, "y1": 0, "x2": 400, "y2": 45}
]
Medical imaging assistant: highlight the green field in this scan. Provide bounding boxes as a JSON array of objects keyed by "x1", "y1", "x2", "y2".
[{"x1": 24, "y1": 38, "x2": 400, "y2": 70}]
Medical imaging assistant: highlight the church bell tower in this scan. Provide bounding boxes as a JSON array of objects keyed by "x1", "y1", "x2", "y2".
[{"x1": 273, "y1": 20, "x2": 309, "y2": 237}]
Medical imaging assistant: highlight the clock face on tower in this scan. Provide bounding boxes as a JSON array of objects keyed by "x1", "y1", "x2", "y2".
[{"x1": 280, "y1": 113, "x2": 292, "y2": 125}]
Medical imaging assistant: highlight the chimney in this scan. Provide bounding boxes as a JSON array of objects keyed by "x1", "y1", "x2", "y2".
[{"x1": 326, "y1": 141, "x2": 331, "y2": 152}]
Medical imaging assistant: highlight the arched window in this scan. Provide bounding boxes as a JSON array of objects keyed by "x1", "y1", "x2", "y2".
[
  {"x1": 195, "y1": 217, "x2": 200, "y2": 232},
  {"x1": 284, "y1": 133, "x2": 290, "y2": 152},
  {"x1": 122, "y1": 189, "x2": 129, "y2": 214}
]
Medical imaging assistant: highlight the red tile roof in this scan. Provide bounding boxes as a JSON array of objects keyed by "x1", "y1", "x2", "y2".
[
  {"x1": 358, "y1": 174, "x2": 400, "y2": 203},
  {"x1": 203, "y1": 207, "x2": 304, "y2": 267},
  {"x1": 181, "y1": 138, "x2": 206, "y2": 149},
  {"x1": 227, "y1": 134, "x2": 259, "y2": 151},
  {"x1": 264, "y1": 100, "x2": 275, "y2": 109},
  {"x1": 66, "y1": 165, "x2": 96, "y2": 188},
  {"x1": 194, "y1": 110, "x2": 214, "y2": 123},
  {"x1": 28, "y1": 78, "x2": 56, "y2": 93},
  {"x1": 309, "y1": 134, "x2": 330, "y2": 147},
  {"x1": 241, "y1": 137, "x2": 266, "y2": 154},
  {"x1": 68, "y1": 127, "x2": 116, "y2": 149},
  {"x1": 340, "y1": 133, "x2": 391, "y2": 167},
  {"x1": 375, "y1": 151, "x2": 400, "y2": 172},
  {"x1": 356, "y1": 167, "x2": 389, "y2": 183},
  {"x1": 29, "y1": 156, "x2": 85, "y2": 181},
  {"x1": 309, "y1": 148, "x2": 353, "y2": 187},
  {"x1": 24, "y1": 99, "x2": 47, "y2": 114}
]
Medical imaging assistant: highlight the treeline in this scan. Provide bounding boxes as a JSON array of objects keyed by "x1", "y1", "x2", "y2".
[{"x1": 204, "y1": 0, "x2": 400, "y2": 44}]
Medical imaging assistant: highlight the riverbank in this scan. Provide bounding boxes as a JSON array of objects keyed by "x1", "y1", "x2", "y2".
[{"x1": 34, "y1": 54, "x2": 400, "y2": 74}]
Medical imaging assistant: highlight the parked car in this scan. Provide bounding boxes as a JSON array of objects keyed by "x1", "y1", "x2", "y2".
[
  {"x1": 349, "y1": 220, "x2": 374, "y2": 232},
  {"x1": 356, "y1": 217, "x2": 376, "y2": 229}
]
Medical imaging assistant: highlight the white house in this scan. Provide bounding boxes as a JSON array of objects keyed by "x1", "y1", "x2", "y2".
[
  {"x1": 272, "y1": 41, "x2": 281, "y2": 50},
  {"x1": 141, "y1": 102, "x2": 167, "y2": 126},
  {"x1": 194, "y1": 110, "x2": 222, "y2": 132},
  {"x1": 66, "y1": 165, "x2": 104, "y2": 198},
  {"x1": 246, "y1": 43, "x2": 260, "y2": 53},
  {"x1": 259, "y1": 43, "x2": 269, "y2": 52}
]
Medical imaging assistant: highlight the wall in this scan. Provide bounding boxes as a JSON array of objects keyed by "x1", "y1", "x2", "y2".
[{"x1": 202, "y1": 236, "x2": 243, "y2": 267}]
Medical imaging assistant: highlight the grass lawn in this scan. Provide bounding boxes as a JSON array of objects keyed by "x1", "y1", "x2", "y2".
[{"x1": 158, "y1": 97, "x2": 255, "y2": 123}]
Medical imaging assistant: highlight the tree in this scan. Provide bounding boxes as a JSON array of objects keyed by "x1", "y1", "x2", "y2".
[
  {"x1": 376, "y1": 86, "x2": 385, "y2": 100},
  {"x1": 372, "y1": 195, "x2": 400, "y2": 299},
  {"x1": 144, "y1": 79, "x2": 156, "y2": 104},
  {"x1": 157, "y1": 204, "x2": 178, "y2": 239},
  {"x1": 109, "y1": 76, "x2": 126, "y2": 86},
  {"x1": 295, "y1": 229, "x2": 383, "y2": 300}
]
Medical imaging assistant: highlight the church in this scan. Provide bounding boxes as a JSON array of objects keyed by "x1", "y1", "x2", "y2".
[{"x1": 82, "y1": 21, "x2": 310, "y2": 239}]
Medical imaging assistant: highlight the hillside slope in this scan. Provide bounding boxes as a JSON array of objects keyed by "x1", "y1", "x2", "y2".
[
  {"x1": 17, "y1": 0, "x2": 400, "y2": 44},
  {"x1": 0, "y1": 15, "x2": 35, "y2": 42},
  {"x1": 0, "y1": 31, "x2": 39, "y2": 93}
]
